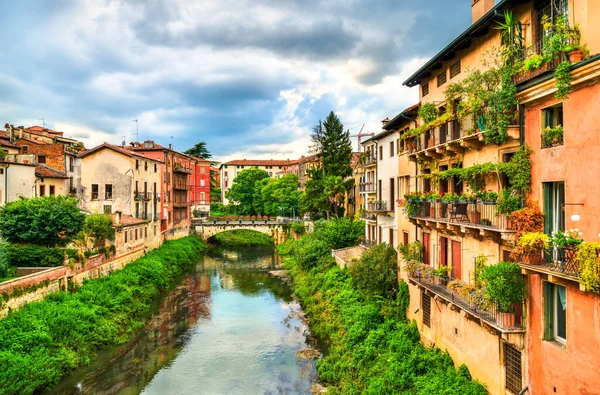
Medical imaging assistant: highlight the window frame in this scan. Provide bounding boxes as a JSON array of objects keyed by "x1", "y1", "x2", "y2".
[
  {"x1": 105, "y1": 184, "x2": 113, "y2": 199},
  {"x1": 437, "y1": 70, "x2": 447, "y2": 87},
  {"x1": 544, "y1": 282, "x2": 567, "y2": 343},
  {"x1": 422, "y1": 82, "x2": 429, "y2": 97},
  {"x1": 91, "y1": 184, "x2": 99, "y2": 200},
  {"x1": 450, "y1": 60, "x2": 461, "y2": 79}
]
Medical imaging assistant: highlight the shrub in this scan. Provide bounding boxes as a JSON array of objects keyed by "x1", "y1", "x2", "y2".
[
  {"x1": 293, "y1": 234, "x2": 331, "y2": 270},
  {"x1": 5, "y1": 245, "x2": 67, "y2": 267},
  {"x1": 576, "y1": 242, "x2": 600, "y2": 293},
  {"x1": 399, "y1": 241, "x2": 423, "y2": 275},
  {"x1": 0, "y1": 236, "x2": 206, "y2": 395},
  {"x1": 83, "y1": 214, "x2": 115, "y2": 247},
  {"x1": 0, "y1": 196, "x2": 85, "y2": 246},
  {"x1": 350, "y1": 243, "x2": 398, "y2": 299},
  {"x1": 315, "y1": 217, "x2": 365, "y2": 249},
  {"x1": 291, "y1": 221, "x2": 306, "y2": 235},
  {"x1": 0, "y1": 243, "x2": 8, "y2": 278},
  {"x1": 480, "y1": 261, "x2": 527, "y2": 313}
]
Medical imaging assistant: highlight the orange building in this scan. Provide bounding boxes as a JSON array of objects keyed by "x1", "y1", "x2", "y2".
[{"x1": 397, "y1": 0, "x2": 600, "y2": 394}]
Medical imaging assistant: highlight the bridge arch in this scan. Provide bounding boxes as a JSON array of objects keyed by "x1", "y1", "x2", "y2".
[{"x1": 192, "y1": 221, "x2": 287, "y2": 245}]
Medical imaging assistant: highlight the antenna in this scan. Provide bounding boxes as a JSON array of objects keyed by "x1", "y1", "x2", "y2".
[
  {"x1": 38, "y1": 118, "x2": 46, "y2": 128},
  {"x1": 132, "y1": 119, "x2": 138, "y2": 142},
  {"x1": 170, "y1": 136, "x2": 174, "y2": 149},
  {"x1": 121, "y1": 135, "x2": 127, "y2": 147}
]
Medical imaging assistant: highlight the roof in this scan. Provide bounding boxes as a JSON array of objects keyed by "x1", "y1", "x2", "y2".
[
  {"x1": 112, "y1": 213, "x2": 146, "y2": 227},
  {"x1": 35, "y1": 165, "x2": 68, "y2": 179},
  {"x1": 350, "y1": 153, "x2": 361, "y2": 169},
  {"x1": 382, "y1": 102, "x2": 420, "y2": 131},
  {"x1": 221, "y1": 159, "x2": 291, "y2": 167},
  {"x1": 78, "y1": 143, "x2": 163, "y2": 162},
  {"x1": 402, "y1": 0, "x2": 527, "y2": 87},
  {"x1": 26, "y1": 126, "x2": 64, "y2": 136},
  {"x1": 0, "y1": 139, "x2": 19, "y2": 149},
  {"x1": 16, "y1": 137, "x2": 47, "y2": 145}
]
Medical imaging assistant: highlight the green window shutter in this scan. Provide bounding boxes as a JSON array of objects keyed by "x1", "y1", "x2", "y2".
[
  {"x1": 543, "y1": 183, "x2": 553, "y2": 235},
  {"x1": 543, "y1": 282, "x2": 553, "y2": 340}
]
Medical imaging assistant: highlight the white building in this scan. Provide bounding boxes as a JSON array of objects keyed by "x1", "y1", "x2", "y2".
[{"x1": 219, "y1": 159, "x2": 291, "y2": 205}]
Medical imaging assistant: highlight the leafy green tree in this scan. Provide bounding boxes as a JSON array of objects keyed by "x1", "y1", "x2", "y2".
[
  {"x1": 293, "y1": 233, "x2": 332, "y2": 271},
  {"x1": 349, "y1": 243, "x2": 399, "y2": 299},
  {"x1": 301, "y1": 168, "x2": 329, "y2": 216},
  {"x1": 226, "y1": 167, "x2": 270, "y2": 215},
  {"x1": 0, "y1": 196, "x2": 85, "y2": 246},
  {"x1": 312, "y1": 111, "x2": 353, "y2": 178},
  {"x1": 252, "y1": 177, "x2": 270, "y2": 214},
  {"x1": 183, "y1": 142, "x2": 212, "y2": 160},
  {"x1": 260, "y1": 174, "x2": 301, "y2": 217},
  {"x1": 314, "y1": 217, "x2": 365, "y2": 249},
  {"x1": 83, "y1": 214, "x2": 115, "y2": 248}
]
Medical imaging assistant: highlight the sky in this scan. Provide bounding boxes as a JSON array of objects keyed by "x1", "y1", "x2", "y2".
[{"x1": 0, "y1": 0, "x2": 472, "y2": 163}]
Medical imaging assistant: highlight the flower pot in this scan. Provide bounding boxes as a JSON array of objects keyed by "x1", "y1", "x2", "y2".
[
  {"x1": 568, "y1": 49, "x2": 584, "y2": 63},
  {"x1": 429, "y1": 207, "x2": 435, "y2": 217},
  {"x1": 497, "y1": 312, "x2": 516, "y2": 328},
  {"x1": 469, "y1": 211, "x2": 481, "y2": 224}
]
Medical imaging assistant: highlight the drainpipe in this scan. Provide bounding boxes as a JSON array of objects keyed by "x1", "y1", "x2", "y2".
[
  {"x1": 4, "y1": 163, "x2": 9, "y2": 204},
  {"x1": 518, "y1": 386, "x2": 529, "y2": 395}
]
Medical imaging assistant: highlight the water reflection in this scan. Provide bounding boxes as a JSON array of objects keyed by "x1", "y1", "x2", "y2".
[{"x1": 52, "y1": 246, "x2": 317, "y2": 395}]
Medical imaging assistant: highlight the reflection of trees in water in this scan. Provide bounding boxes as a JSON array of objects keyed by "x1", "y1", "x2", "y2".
[
  {"x1": 206, "y1": 245, "x2": 281, "y2": 269},
  {"x1": 227, "y1": 271, "x2": 293, "y2": 303},
  {"x1": 50, "y1": 274, "x2": 212, "y2": 395}
]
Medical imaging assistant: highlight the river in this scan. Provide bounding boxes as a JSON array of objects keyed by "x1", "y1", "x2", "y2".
[{"x1": 51, "y1": 245, "x2": 319, "y2": 395}]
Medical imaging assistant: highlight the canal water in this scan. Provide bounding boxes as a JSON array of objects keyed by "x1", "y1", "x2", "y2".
[{"x1": 52, "y1": 245, "x2": 319, "y2": 395}]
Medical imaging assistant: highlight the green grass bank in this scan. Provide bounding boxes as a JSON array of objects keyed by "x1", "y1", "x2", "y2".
[
  {"x1": 209, "y1": 229, "x2": 274, "y2": 247},
  {"x1": 279, "y1": 238, "x2": 487, "y2": 394},
  {"x1": 0, "y1": 236, "x2": 207, "y2": 395}
]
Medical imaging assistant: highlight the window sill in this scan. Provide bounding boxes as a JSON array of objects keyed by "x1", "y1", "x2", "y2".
[{"x1": 543, "y1": 339, "x2": 567, "y2": 351}]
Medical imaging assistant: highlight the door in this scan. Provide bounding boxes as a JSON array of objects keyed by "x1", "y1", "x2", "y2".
[
  {"x1": 439, "y1": 237, "x2": 448, "y2": 267},
  {"x1": 422, "y1": 233, "x2": 431, "y2": 266},
  {"x1": 390, "y1": 178, "x2": 394, "y2": 204},
  {"x1": 389, "y1": 228, "x2": 394, "y2": 247},
  {"x1": 452, "y1": 241, "x2": 462, "y2": 280},
  {"x1": 543, "y1": 182, "x2": 565, "y2": 236}
]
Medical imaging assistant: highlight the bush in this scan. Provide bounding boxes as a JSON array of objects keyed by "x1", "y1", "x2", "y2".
[
  {"x1": 0, "y1": 243, "x2": 8, "y2": 278},
  {"x1": 293, "y1": 234, "x2": 331, "y2": 270},
  {"x1": 480, "y1": 261, "x2": 527, "y2": 313},
  {"x1": 350, "y1": 243, "x2": 398, "y2": 299},
  {"x1": 314, "y1": 217, "x2": 365, "y2": 249},
  {"x1": 291, "y1": 221, "x2": 306, "y2": 235},
  {"x1": 5, "y1": 245, "x2": 67, "y2": 267},
  {"x1": 83, "y1": 214, "x2": 115, "y2": 247},
  {"x1": 0, "y1": 196, "x2": 85, "y2": 247},
  {"x1": 0, "y1": 236, "x2": 206, "y2": 395}
]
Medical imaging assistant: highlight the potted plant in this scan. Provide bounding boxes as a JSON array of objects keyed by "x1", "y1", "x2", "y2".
[
  {"x1": 481, "y1": 191, "x2": 498, "y2": 205},
  {"x1": 480, "y1": 218, "x2": 492, "y2": 226},
  {"x1": 496, "y1": 189, "x2": 522, "y2": 222},
  {"x1": 480, "y1": 262, "x2": 526, "y2": 327},
  {"x1": 457, "y1": 194, "x2": 468, "y2": 204},
  {"x1": 542, "y1": 125, "x2": 563, "y2": 147},
  {"x1": 441, "y1": 192, "x2": 457, "y2": 204},
  {"x1": 518, "y1": 232, "x2": 550, "y2": 265}
]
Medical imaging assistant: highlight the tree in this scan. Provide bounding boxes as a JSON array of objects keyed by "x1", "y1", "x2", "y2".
[
  {"x1": 350, "y1": 243, "x2": 399, "y2": 299},
  {"x1": 312, "y1": 111, "x2": 353, "y2": 178},
  {"x1": 184, "y1": 142, "x2": 212, "y2": 160},
  {"x1": 226, "y1": 167, "x2": 270, "y2": 215},
  {"x1": 0, "y1": 196, "x2": 85, "y2": 246},
  {"x1": 301, "y1": 168, "x2": 329, "y2": 217},
  {"x1": 314, "y1": 217, "x2": 365, "y2": 249},
  {"x1": 260, "y1": 174, "x2": 301, "y2": 217},
  {"x1": 83, "y1": 214, "x2": 115, "y2": 248}
]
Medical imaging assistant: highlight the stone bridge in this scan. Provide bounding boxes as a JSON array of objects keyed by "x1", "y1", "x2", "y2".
[{"x1": 191, "y1": 220, "x2": 287, "y2": 245}]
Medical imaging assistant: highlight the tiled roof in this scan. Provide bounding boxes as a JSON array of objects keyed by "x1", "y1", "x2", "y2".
[
  {"x1": 16, "y1": 137, "x2": 47, "y2": 145},
  {"x1": 79, "y1": 143, "x2": 163, "y2": 162},
  {"x1": 25, "y1": 126, "x2": 64, "y2": 136},
  {"x1": 350, "y1": 153, "x2": 361, "y2": 169},
  {"x1": 35, "y1": 165, "x2": 68, "y2": 179},
  {"x1": 112, "y1": 213, "x2": 146, "y2": 227},
  {"x1": 0, "y1": 139, "x2": 19, "y2": 148}
]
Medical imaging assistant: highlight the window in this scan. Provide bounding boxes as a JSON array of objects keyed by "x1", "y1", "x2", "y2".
[
  {"x1": 200, "y1": 166, "x2": 206, "y2": 174},
  {"x1": 224, "y1": 171, "x2": 228, "y2": 177},
  {"x1": 437, "y1": 70, "x2": 447, "y2": 87},
  {"x1": 154, "y1": 225, "x2": 157, "y2": 236},
  {"x1": 543, "y1": 182, "x2": 565, "y2": 235},
  {"x1": 403, "y1": 231, "x2": 409, "y2": 245},
  {"x1": 144, "y1": 161, "x2": 148, "y2": 171},
  {"x1": 422, "y1": 292, "x2": 431, "y2": 328},
  {"x1": 91, "y1": 184, "x2": 98, "y2": 200},
  {"x1": 38, "y1": 155, "x2": 46, "y2": 164},
  {"x1": 135, "y1": 181, "x2": 139, "y2": 194},
  {"x1": 135, "y1": 202, "x2": 139, "y2": 218},
  {"x1": 389, "y1": 228, "x2": 394, "y2": 246},
  {"x1": 269, "y1": 172, "x2": 273, "y2": 176},
  {"x1": 39, "y1": 185, "x2": 45, "y2": 196},
  {"x1": 49, "y1": 185, "x2": 55, "y2": 195},
  {"x1": 542, "y1": 104, "x2": 564, "y2": 148},
  {"x1": 389, "y1": 141, "x2": 394, "y2": 157},
  {"x1": 379, "y1": 146, "x2": 383, "y2": 160},
  {"x1": 390, "y1": 178, "x2": 394, "y2": 205},
  {"x1": 154, "y1": 163, "x2": 157, "y2": 172},
  {"x1": 144, "y1": 227, "x2": 148, "y2": 238},
  {"x1": 22, "y1": 145, "x2": 28, "y2": 153},
  {"x1": 135, "y1": 229, "x2": 138, "y2": 240},
  {"x1": 200, "y1": 179, "x2": 205, "y2": 187},
  {"x1": 450, "y1": 60, "x2": 461, "y2": 78},
  {"x1": 125, "y1": 230, "x2": 128, "y2": 243},
  {"x1": 136, "y1": 160, "x2": 139, "y2": 170},
  {"x1": 422, "y1": 82, "x2": 429, "y2": 97},
  {"x1": 200, "y1": 192, "x2": 205, "y2": 202},
  {"x1": 105, "y1": 184, "x2": 113, "y2": 199},
  {"x1": 103, "y1": 205, "x2": 111, "y2": 214},
  {"x1": 0, "y1": 169, "x2": 3, "y2": 175},
  {"x1": 69, "y1": 157, "x2": 74, "y2": 172},
  {"x1": 544, "y1": 283, "x2": 567, "y2": 342},
  {"x1": 504, "y1": 344, "x2": 522, "y2": 394}
]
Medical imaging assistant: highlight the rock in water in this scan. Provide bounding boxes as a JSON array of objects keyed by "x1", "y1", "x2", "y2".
[{"x1": 296, "y1": 348, "x2": 320, "y2": 359}]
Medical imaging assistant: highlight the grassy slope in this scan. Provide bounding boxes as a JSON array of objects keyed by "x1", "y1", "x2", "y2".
[
  {"x1": 0, "y1": 237, "x2": 207, "y2": 395},
  {"x1": 209, "y1": 229, "x2": 274, "y2": 246}
]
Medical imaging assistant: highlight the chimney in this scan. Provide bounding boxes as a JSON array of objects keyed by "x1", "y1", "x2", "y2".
[
  {"x1": 169, "y1": 143, "x2": 172, "y2": 149},
  {"x1": 114, "y1": 210, "x2": 122, "y2": 225},
  {"x1": 144, "y1": 140, "x2": 154, "y2": 149},
  {"x1": 8, "y1": 125, "x2": 14, "y2": 143},
  {"x1": 471, "y1": 0, "x2": 494, "y2": 24}
]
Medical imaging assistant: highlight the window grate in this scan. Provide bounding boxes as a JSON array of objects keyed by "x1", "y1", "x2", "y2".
[
  {"x1": 422, "y1": 82, "x2": 429, "y2": 97},
  {"x1": 422, "y1": 292, "x2": 431, "y2": 328},
  {"x1": 437, "y1": 71, "x2": 447, "y2": 87},
  {"x1": 505, "y1": 343, "x2": 522, "y2": 394},
  {"x1": 450, "y1": 60, "x2": 461, "y2": 79}
]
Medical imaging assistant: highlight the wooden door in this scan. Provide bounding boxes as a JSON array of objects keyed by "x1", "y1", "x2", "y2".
[
  {"x1": 423, "y1": 233, "x2": 431, "y2": 266},
  {"x1": 452, "y1": 241, "x2": 462, "y2": 280},
  {"x1": 439, "y1": 237, "x2": 448, "y2": 267}
]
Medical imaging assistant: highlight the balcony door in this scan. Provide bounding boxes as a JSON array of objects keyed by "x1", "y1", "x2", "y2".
[
  {"x1": 543, "y1": 181, "x2": 565, "y2": 236},
  {"x1": 439, "y1": 237, "x2": 448, "y2": 268},
  {"x1": 452, "y1": 241, "x2": 462, "y2": 280},
  {"x1": 422, "y1": 233, "x2": 431, "y2": 266}
]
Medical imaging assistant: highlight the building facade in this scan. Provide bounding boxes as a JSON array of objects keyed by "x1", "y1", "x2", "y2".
[{"x1": 219, "y1": 159, "x2": 291, "y2": 204}]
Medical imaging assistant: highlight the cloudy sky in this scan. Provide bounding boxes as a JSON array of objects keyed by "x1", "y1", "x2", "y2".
[{"x1": 0, "y1": 0, "x2": 472, "y2": 162}]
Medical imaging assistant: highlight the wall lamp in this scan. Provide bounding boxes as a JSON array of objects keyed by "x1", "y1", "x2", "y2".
[{"x1": 562, "y1": 203, "x2": 584, "y2": 222}]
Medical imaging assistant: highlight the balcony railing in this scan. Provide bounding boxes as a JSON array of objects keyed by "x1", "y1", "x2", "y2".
[
  {"x1": 406, "y1": 118, "x2": 482, "y2": 156},
  {"x1": 173, "y1": 164, "x2": 193, "y2": 174},
  {"x1": 361, "y1": 155, "x2": 377, "y2": 167},
  {"x1": 368, "y1": 200, "x2": 390, "y2": 212},
  {"x1": 173, "y1": 182, "x2": 188, "y2": 190},
  {"x1": 409, "y1": 271, "x2": 525, "y2": 332},
  {"x1": 359, "y1": 182, "x2": 376, "y2": 193},
  {"x1": 360, "y1": 239, "x2": 377, "y2": 249},
  {"x1": 360, "y1": 212, "x2": 376, "y2": 221},
  {"x1": 518, "y1": 247, "x2": 578, "y2": 279},
  {"x1": 410, "y1": 201, "x2": 513, "y2": 231},
  {"x1": 514, "y1": 39, "x2": 571, "y2": 85},
  {"x1": 173, "y1": 201, "x2": 188, "y2": 208},
  {"x1": 134, "y1": 192, "x2": 152, "y2": 200}
]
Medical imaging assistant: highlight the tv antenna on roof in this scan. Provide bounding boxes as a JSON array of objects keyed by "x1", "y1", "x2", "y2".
[
  {"x1": 38, "y1": 118, "x2": 46, "y2": 128},
  {"x1": 132, "y1": 119, "x2": 139, "y2": 142}
]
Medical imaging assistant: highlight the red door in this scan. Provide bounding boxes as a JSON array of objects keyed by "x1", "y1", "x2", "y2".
[
  {"x1": 452, "y1": 241, "x2": 462, "y2": 280},
  {"x1": 423, "y1": 233, "x2": 431, "y2": 266},
  {"x1": 439, "y1": 237, "x2": 448, "y2": 267}
]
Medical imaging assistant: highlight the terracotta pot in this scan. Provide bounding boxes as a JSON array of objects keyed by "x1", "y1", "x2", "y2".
[
  {"x1": 497, "y1": 312, "x2": 516, "y2": 328},
  {"x1": 568, "y1": 49, "x2": 584, "y2": 63},
  {"x1": 429, "y1": 207, "x2": 435, "y2": 217},
  {"x1": 469, "y1": 211, "x2": 481, "y2": 224}
]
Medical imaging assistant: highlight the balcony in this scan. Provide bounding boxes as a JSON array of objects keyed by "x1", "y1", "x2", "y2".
[
  {"x1": 360, "y1": 154, "x2": 377, "y2": 167},
  {"x1": 134, "y1": 192, "x2": 152, "y2": 200},
  {"x1": 360, "y1": 212, "x2": 376, "y2": 221},
  {"x1": 359, "y1": 182, "x2": 376, "y2": 193},
  {"x1": 409, "y1": 271, "x2": 525, "y2": 333},
  {"x1": 173, "y1": 201, "x2": 188, "y2": 208},
  {"x1": 518, "y1": 247, "x2": 578, "y2": 281},
  {"x1": 154, "y1": 192, "x2": 161, "y2": 201},
  {"x1": 367, "y1": 200, "x2": 391, "y2": 213},
  {"x1": 173, "y1": 164, "x2": 193, "y2": 174},
  {"x1": 360, "y1": 239, "x2": 377, "y2": 249},
  {"x1": 173, "y1": 182, "x2": 188, "y2": 190},
  {"x1": 409, "y1": 201, "x2": 514, "y2": 239}
]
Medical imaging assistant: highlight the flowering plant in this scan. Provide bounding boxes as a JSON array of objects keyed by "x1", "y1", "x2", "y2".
[{"x1": 552, "y1": 229, "x2": 583, "y2": 248}]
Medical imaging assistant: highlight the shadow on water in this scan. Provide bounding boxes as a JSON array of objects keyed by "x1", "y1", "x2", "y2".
[{"x1": 51, "y1": 245, "x2": 319, "y2": 395}]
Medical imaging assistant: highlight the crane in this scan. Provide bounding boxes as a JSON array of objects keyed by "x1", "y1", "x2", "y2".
[{"x1": 350, "y1": 124, "x2": 374, "y2": 152}]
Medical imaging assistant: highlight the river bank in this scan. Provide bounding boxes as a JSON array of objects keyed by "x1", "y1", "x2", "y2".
[{"x1": 0, "y1": 237, "x2": 207, "y2": 395}]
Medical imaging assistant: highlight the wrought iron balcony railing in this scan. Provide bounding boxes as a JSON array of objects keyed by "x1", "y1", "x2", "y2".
[
  {"x1": 518, "y1": 247, "x2": 578, "y2": 279},
  {"x1": 368, "y1": 200, "x2": 390, "y2": 212},
  {"x1": 410, "y1": 201, "x2": 513, "y2": 231}
]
